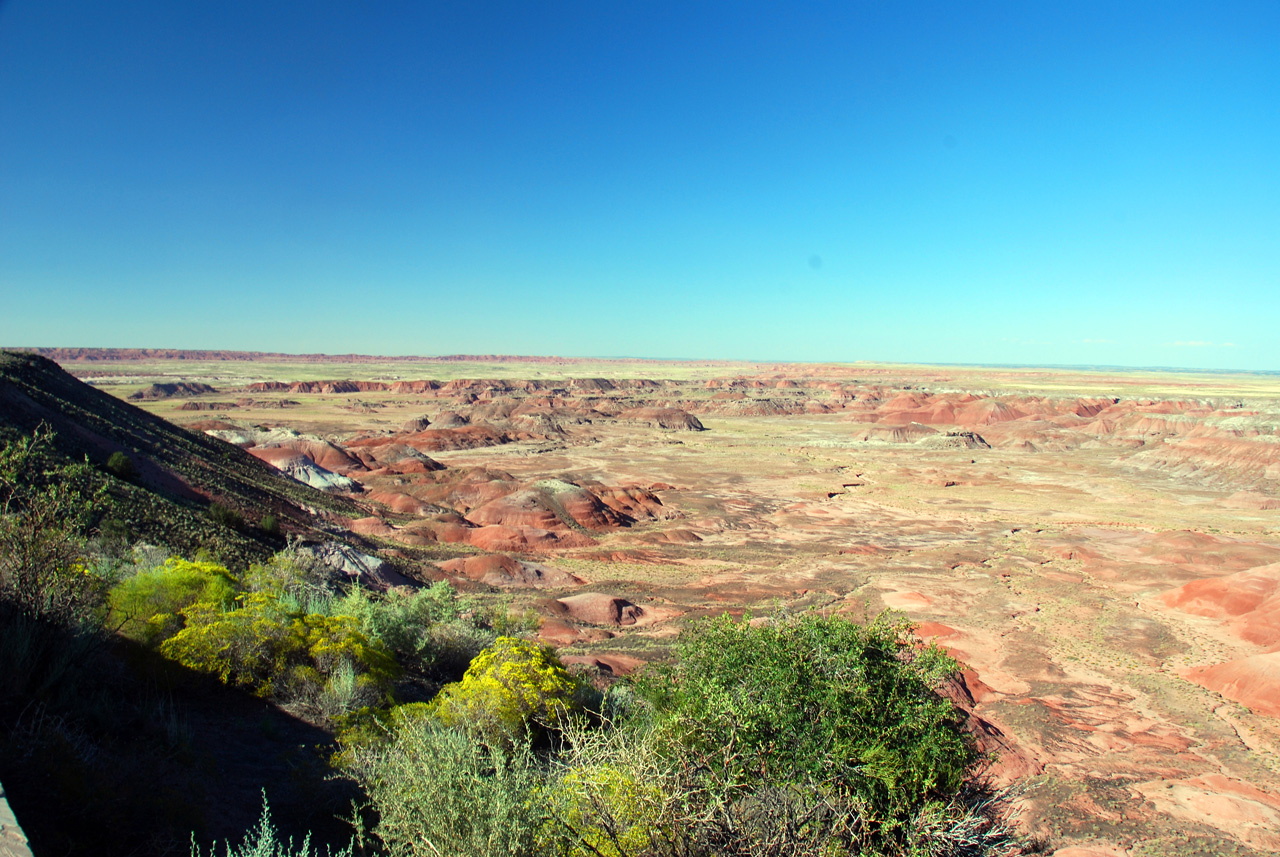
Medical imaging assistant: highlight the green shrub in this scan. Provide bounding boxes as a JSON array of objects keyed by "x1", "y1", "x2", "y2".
[
  {"x1": 108, "y1": 557, "x2": 239, "y2": 646},
  {"x1": 207, "y1": 502, "x2": 244, "y2": 531},
  {"x1": 428, "y1": 636, "x2": 578, "y2": 740},
  {"x1": 0, "y1": 428, "x2": 104, "y2": 630},
  {"x1": 347, "y1": 713, "x2": 548, "y2": 857},
  {"x1": 326, "y1": 582, "x2": 483, "y2": 670},
  {"x1": 639, "y1": 612, "x2": 984, "y2": 854},
  {"x1": 543, "y1": 717, "x2": 678, "y2": 857},
  {"x1": 190, "y1": 792, "x2": 353, "y2": 857},
  {"x1": 159, "y1": 591, "x2": 401, "y2": 715},
  {"x1": 260, "y1": 514, "x2": 281, "y2": 537},
  {"x1": 106, "y1": 451, "x2": 137, "y2": 481},
  {"x1": 244, "y1": 545, "x2": 333, "y2": 601}
]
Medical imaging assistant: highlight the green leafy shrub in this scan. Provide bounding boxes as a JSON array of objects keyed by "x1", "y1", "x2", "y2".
[
  {"x1": 638, "y1": 612, "x2": 987, "y2": 855},
  {"x1": 543, "y1": 718, "x2": 676, "y2": 857},
  {"x1": 207, "y1": 501, "x2": 244, "y2": 531},
  {"x1": 347, "y1": 712, "x2": 548, "y2": 857},
  {"x1": 0, "y1": 427, "x2": 104, "y2": 629},
  {"x1": 159, "y1": 592, "x2": 400, "y2": 714},
  {"x1": 244, "y1": 545, "x2": 333, "y2": 602},
  {"x1": 0, "y1": 428, "x2": 109, "y2": 707},
  {"x1": 108, "y1": 557, "x2": 239, "y2": 646},
  {"x1": 326, "y1": 581, "x2": 488, "y2": 673},
  {"x1": 260, "y1": 513, "x2": 281, "y2": 537},
  {"x1": 106, "y1": 451, "x2": 137, "y2": 481},
  {"x1": 428, "y1": 636, "x2": 578, "y2": 740}
]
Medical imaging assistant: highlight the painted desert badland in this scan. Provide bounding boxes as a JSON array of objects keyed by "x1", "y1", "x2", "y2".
[{"x1": 41, "y1": 349, "x2": 1280, "y2": 856}]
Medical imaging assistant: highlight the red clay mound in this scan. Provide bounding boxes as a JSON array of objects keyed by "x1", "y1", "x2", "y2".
[
  {"x1": 645, "y1": 529, "x2": 703, "y2": 544},
  {"x1": 366, "y1": 491, "x2": 438, "y2": 516},
  {"x1": 1162, "y1": 563, "x2": 1280, "y2": 646},
  {"x1": 411, "y1": 472, "x2": 518, "y2": 513},
  {"x1": 594, "y1": 485, "x2": 669, "y2": 521},
  {"x1": 436, "y1": 554, "x2": 583, "y2": 587},
  {"x1": 466, "y1": 524, "x2": 594, "y2": 552},
  {"x1": 469, "y1": 490, "x2": 573, "y2": 531},
  {"x1": 253, "y1": 438, "x2": 366, "y2": 474},
  {"x1": 1184, "y1": 653, "x2": 1280, "y2": 716},
  {"x1": 392, "y1": 425, "x2": 508, "y2": 451},
  {"x1": 350, "y1": 516, "x2": 397, "y2": 536},
  {"x1": 953, "y1": 399, "x2": 1026, "y2": 426},
  {"x1": 537, "y1": 618, "x2": 614, "y2": 646},
  {"x1": 356, "y1": 442, "x2": 444, "y2": 471},
  {"x1": 555, "y1": 593, "x2": 644, "y2": 626},
  {"x1": 432, "y1": 411, "x2": 471, "y2": 427}
]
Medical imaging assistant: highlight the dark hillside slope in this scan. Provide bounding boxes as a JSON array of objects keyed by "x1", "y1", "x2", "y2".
[{"x1": 0, "y1": 350, "x2": 362, "y2": 565}]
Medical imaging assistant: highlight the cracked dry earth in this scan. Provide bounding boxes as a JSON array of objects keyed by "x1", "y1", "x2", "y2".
[{"x1": 115, "y1": 362, "x2": 1280, "y2": 857}]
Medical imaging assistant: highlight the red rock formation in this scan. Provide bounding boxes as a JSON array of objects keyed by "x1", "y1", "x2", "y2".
[
  {"x1": 616, "y1": 407, "x2": 705, "y2": 431},
  {"x1": 436, "y1": 554, "x2": 583, "y2": 587},
  {"x1": 555, "y1": 593, "x2": 644, "y2": 625},
  {"x1": 1184, "y1": 653, "x2": 1280, "y2": 716}
]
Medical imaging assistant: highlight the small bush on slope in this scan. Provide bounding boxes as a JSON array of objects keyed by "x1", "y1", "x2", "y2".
[
  {"x1": 160, "y1": 591, "x2": 400, "y2": 716},
  {"x1": 625, "y1": 612, "x2": 1010, "y2": 856},
  {"x1": 190, "y1": 793, "x2": 353, "y2": 857},
  {"x1": 108, "y1": 557, "x2": 239, "y2": 646},
  {"x1": 244, "y1": 544, "x2": 334, "y2": 603},
  {"x1": 347, "y1": 712, "x2": 548, "y2": 857},
  {"x1": 428, "y1": 636, "x2": 579, "y2": 741}
]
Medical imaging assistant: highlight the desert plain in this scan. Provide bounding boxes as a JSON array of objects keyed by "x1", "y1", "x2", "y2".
[{"x1": 54, "y1": 350, "x2": 1280, "y2": 856}]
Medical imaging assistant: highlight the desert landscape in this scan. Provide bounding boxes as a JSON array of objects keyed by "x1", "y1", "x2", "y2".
[{"x1": 32, "y1": 348, "x2": 1280, "y2": 856}]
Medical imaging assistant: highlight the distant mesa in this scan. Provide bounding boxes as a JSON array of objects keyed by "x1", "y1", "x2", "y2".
[
  {"x1": 916, "y1": 431, "x2": 992, "y2": 450},
  {"x1": 128, "y1": 381, "x2": 217, "y2": 400},
  {"x1": 616, "y1": 407, "x2": 705, "y2": 431},
  {"x1": 400, "y1": 415, "x2": 431, "y2": 433},
  {"x1": 858, "y1": 422, "x2": 938, "y2": 443}
]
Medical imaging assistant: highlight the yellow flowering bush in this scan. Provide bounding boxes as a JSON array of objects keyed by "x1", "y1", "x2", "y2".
[
  {"x1": 548, "y1": 764, "x2": 668, "y2": 857},
  {"x1": 159, "y1": 591, "x2": 400, "y2": 710},
  {"x1": 429, "y1": 636, "x2": 577, "y2": 738},
  {"x1": 107, "y1": 557, "x2": 238, "y2": 646}
]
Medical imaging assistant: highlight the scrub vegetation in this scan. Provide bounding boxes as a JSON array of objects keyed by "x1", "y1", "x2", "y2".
[{"x1": 0, "y1": 425, "x2": 1023, "y2": 856}]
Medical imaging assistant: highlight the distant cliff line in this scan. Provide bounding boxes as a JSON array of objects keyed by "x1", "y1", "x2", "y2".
[{"x1": 9, "y1": 348, "x2": 734, "y2": 366}]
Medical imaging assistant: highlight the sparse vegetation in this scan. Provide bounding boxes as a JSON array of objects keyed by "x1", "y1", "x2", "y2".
[
  {"x1": 209, "y1": 501, "x2": 246, "y2": 531},
  {"x1": 0, "y1": 366, "x2": 1039, "y2": 856},
  {"x1": 190, "y1": 794, "x2": 354, "y2": 857},
  {"x1": 342, "y1": 616, "x2": 1018, "y2": 857},
  {"x1": 107, "y1": 450, "x2": 138, "y2": 480}
]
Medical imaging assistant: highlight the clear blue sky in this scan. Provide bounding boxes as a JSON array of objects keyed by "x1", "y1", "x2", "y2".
[{"x1": 1, "y1": 2, "x2": 1276, "y2": 369}]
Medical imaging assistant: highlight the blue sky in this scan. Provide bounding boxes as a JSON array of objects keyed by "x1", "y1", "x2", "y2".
[{"x1": 1, "y1": 2, "x2": 1276, "y2": 369}]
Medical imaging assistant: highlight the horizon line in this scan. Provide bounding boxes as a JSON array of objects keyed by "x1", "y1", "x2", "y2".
[{"x1": 5, "y1": 346, "x2": 1277, "y2": 378}]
